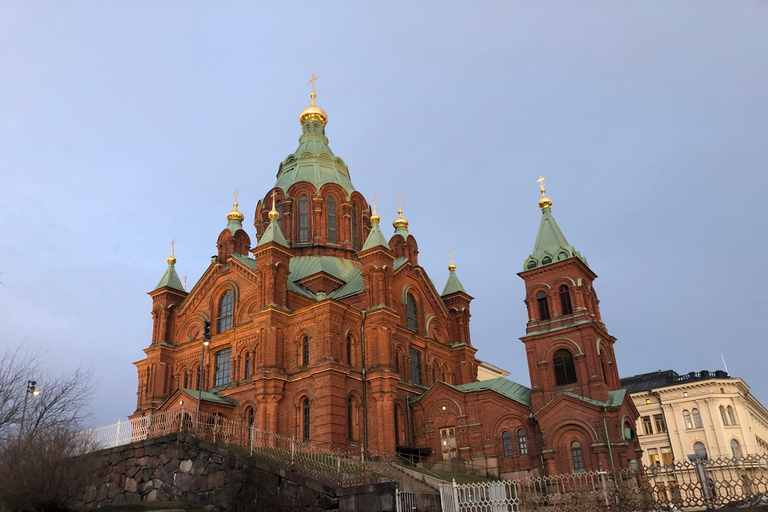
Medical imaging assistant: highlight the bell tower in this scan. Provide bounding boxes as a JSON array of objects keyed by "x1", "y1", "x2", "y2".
[{"x1": 519, "y1": 177, "x2": 621, "y2": 413}]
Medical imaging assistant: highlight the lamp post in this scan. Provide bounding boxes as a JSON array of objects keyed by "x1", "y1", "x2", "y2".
[
  {"x1": 19, "y1": 380, "x2": 40, "y2": 439},
  {"x1": 196, "y1": 321, "x2": 211, "y2": 430}
]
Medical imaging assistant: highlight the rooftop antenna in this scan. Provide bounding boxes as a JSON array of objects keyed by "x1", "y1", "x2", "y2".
[{"x1": 721, "y1": 353, "x2": 729, "y2": 374}]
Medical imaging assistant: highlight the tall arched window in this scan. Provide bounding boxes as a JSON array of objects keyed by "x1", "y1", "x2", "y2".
[
  {"x1": 351, "y1": 205, "x2": 359, "y2": 250},
  {"x1": 502, "y1": 431, "x2": 513, "y2": 457},
  {"x1": 394, "y1": 406, "x2": 401, "y2": 446},
  {"x1": 518, "y1": 428, "x2": 528, "y2": 455},
  {"x1": 182, "y1": 371, "x2": 188, "y2": 389},
  {"x1": 406, "y1": 292, "x2": 419, "y2": 332},
  {"x1": 683, "y1": 410, "x2": 693, "y2": 429},
  {"x1": 394, "y1": 351, "x2": 400, "y2": 373},
  {"x1": 536, "y1": 291, "x2": 550, "y2": 320},
  {"x1": 694, "y1": 442, "x2": 707, "y2": 460},
  {"x1": 571, "y1": 441, "x2": 584, "y2": 471},
  {"x1": 302, "y1": 398, "x2": 310, "y2": 440},
  {"x1": 247, "y1": 408, "x2": 255, "y2": 427},
  {"x1": 243, "y1": 352, "x2": 251, "y2": 379},
  {"x1": 347, "y1": 396, "x2": 355, "y2": 441},
  {"x1": 553, "y1": 349, "x2": 577, "y2": 386},
  {"x1": 298, "y1": 195, "x2": 309, "y2": 243},
  {"x1": 692, "y1": 408, "x2": 703, "y2": 428},
  {"x1": 727, "y1": 406, "x2": 737, "y2": 425},
  {"x1": 214, "y1": 348, "x2": 232, "y2": 387},
  {"x1": 559, "y1": 284, "x2": 573, "y2": 315},
  {"x1": 301, "y1": 336, "x2": 309, "y2": 367},
  {"x1": 217, "y1": 289, "x2": 234, "y2": 333},
  {"x1": 720, "y1": 405, "x2": 728, "y2": 425},
  {"x1": 346, "y1": 335, "x2": 352, "y2": 365},
  {"x1": 327, "y1": 196, "x2": 337, "y2": 244},
  {"x1": 730, "y1": 439, "x2": 742, "y2": 458}
]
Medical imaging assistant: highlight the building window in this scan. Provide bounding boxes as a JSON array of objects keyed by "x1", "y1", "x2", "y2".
[
  {"x1": 217, "y1": 289, "x2": 234, "y2": 333},
  {"x1": 406, "y1": 292, "x2": 419, "y2": 332},
  {"x1": 301, "y1": 336, "x2": 309, "y2": 367},
  {"x1": 727, "y1": 406, "x2": 737, "y2": 425},
  {"x1": 720, "y1": 405, "x2": 729, "y2": 425},
  {"x1": 692, "y1": 408, "x2": 703, "y2": 428},
  {"x1": 518, "y1": 428, "x2": 528, "y2": 455},
  {"x1": 346, "y1": 335, "x2": 352, "y2": 365},
  {"x1": 247, "y1": 408, "x2": 254, "y2": 427},
  {"x1": 661, "y1": 447, "x2": 673, "y2": 465},
  {"x1": 648, "y1": 448, "x2": 660, "y2": 466},
  {"x1": 327, "y1": 196, "x2": 337, "y2": 244},
  {"x1": 730, "y1": 439, "x2": 742, "y2": 458},
  {"x1": 642, "y1": 416, "x2": 653, "y2": 435},
  {"x1": 182, "y1": 371, "x2": 188, "y2": 389},
  {"x1": 394, "y1": 351, "x2": 400, "y2": 373},
  {"x1": 654, "y1": 414, "x2": 667, "y2": 433},
  {"x1": 409, "y1": 348, "x2": 422, "y2": 386},
  {"x1": 536, "y1": 291, "x2": 550, "y2": 320},
  {"x1": 553, "y1": 349, "x2": 577, "y2": 386},
  {"x1": 351, "y1": 205, "x2": 359, "y2": 250},
  {"x1": 694, "y1": 442, "x2": 707, "y2": 460},
  {"x1": 347, "y1": 396, "x2": 355, "y2": 441},
  {"x1": 302, "y1": 398, "x2": 310, "y2": 440},
  {"x1": 502, "y1": 431, "x2": 513, "y2": 457},
  {"x1": 298, "y1": 195, "x2": 309, "y2": 243},
  {"x1": 571, "y1": 441, "x2": 584, "y2": 471},
  {"x1": 243, "y1": 352, "x2": 251, "y2": 379},
  {"x1": 683, "y1": 410, "x2": 693, "y2": 429},
  {"x1": 559, "y1": 284, "x2": 573, "y2": 315},
  {"x1": 214, "y1": 348, "x2": 232, "y2": 387}
]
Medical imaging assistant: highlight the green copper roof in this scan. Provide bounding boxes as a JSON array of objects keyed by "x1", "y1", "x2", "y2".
[
  {"x1": 288, "y1": 255, "x2": 365, "y2": 301},
  {"x1": 257, "y1": 217, "x2": 289, "y2": 248},
  {"x1": 154, "y1": 262, "x2": 185, "y2": 291},
  {"x1": 393, "y1": 224, "x2": 410, "y2": 238},
  {"x1": 441, "y1": 269, "x2": 467, "y2": 296},
  {"x1": 274, "y1": 120, "x2": 356, "y2": 196},
  {"x1": 226, "y1": 218, "x2": 244, "y2": 235},
  {"x1": 179, "y1": 388, "x2": 236, "y2": 405},
  {"x1": 523, "y1": 206, "x2": 588, "y2": 271},
  {"x1": 361, "y1": 221, "x2": 390, "y2": 252},
  {"x1": 451, "y1": 378, "x2": 532, "y2": 407}
]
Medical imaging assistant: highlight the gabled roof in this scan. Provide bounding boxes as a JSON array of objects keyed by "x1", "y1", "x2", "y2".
[
  {"x1": 450, "y1": 377, "x2": 532, "y2": 407},
  {"x1": 257, "y1": 217, "x2": 289, "y2": 248},
  {"x1": 441, "y1": 269, "x2": 467, "y2": 296},
  {"x1": 287, "y1": 255, "x2": 365, "y2": 301},
  {"x1": 523, "y1": 206, "x2": 588, "y2": 271},
  {"x1": 154, "y1": 262, "x2": 185, "y2": 292},
  {"x1": 361, "y1": 221, "x2": 391, "y2": 252},
  {"x1": 178, "y1": 388, "x2": 237, "y2": 405}
]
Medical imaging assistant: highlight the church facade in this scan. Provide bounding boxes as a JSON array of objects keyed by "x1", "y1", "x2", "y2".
[{"x1": 132, "y1": 87, "x2": 641, "y2": 476}]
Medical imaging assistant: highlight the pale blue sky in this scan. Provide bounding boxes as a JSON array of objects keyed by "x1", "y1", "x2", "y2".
[{"x1": 1, "y1": 2, "x2": 766, "y2": 425}]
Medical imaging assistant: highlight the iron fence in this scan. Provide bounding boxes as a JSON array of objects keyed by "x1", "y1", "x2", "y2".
[{"x1": 439, "y1": 453, "x2": 768, "y2": 511}]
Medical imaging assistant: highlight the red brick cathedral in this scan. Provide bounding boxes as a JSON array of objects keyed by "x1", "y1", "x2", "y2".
[{"x1": 132, "y1": 88, "x2": 641, "y2": 476}]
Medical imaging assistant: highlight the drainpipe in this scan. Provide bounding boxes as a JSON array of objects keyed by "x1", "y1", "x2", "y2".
[
  {"x1": 360, "y1": 310, "x2": 369, "y2": 454},
  {"x1": 603, "y1": 406, "x2": 616, "y2": 472}
]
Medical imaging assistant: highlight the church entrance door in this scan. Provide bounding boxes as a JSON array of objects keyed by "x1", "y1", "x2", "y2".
[{"x1": 440, "y1": 427, "x2": 457, "y2": 461}]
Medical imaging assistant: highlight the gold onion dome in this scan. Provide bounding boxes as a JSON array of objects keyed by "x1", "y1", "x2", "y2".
[
  {"x1": 167, "y1": 240, "x2": 177, "y2": 265},
  {"x1": 448, "y1": 250, "x2": 456, "y2": 272},
  {"x1": 268, "y1": 191, "x2": 280, "y2": 220},
  {"x1": 299, "y1": 74, "x2": 328, "y2": 126},
  {"x1": 537, "y1": 174, "x2": 553, "y2": 209},
  {"x1": 393, "y1": 199, "x2": 409, "y2": 229},
  {"x1": 227, "y1": 200, "x2": 245, "y2": 222},
  {"x1": 370, "y1": 197, "x2": 380, "y2": 224}
]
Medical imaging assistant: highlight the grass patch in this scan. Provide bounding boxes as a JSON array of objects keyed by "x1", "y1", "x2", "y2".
[
  {"x1": 406, "y1": 465, "x2": 496, "y2": 484},
  {"x1": 75, "y1": 501, "x2": 207, "y2": 512}
]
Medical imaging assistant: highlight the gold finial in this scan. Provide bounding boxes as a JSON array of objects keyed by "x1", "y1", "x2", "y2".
[
  {"x1": 227, "y1": 189, "x2": 245, "y2": 221},
  {"x1": 370, "y1": 196, "x2": 380, "y2": 224},
  {"x1": 268, "y1": 191, "x2": 280, "y2": 220},
  {"x1": 448, "y1": 248, "x2": 456, "y2": 272},
  {"x1": 184, "y1": 275, "x2": 187, "y2": 291},
  {"x1": 393, "y1": 197, "x2": 409, "y2": 229},
  {"x1": 167, "y1": 239, "x2": 177, "y2": 265},
  {"x1": 299, "y1": 74, "x2": 328, "y2": 126},
  {"x1": 537, "y1": 174, "x2": 552, "y2": 209}
]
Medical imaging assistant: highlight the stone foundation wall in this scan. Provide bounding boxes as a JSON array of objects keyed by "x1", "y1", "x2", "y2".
[{"x1": 79, "y1": 433, "x2": 342, "y2": 511}]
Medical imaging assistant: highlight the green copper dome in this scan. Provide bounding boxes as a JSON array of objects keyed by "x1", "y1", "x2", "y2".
[{"x1": 523, "y1": 206, "x2": 588, "y2": 271}]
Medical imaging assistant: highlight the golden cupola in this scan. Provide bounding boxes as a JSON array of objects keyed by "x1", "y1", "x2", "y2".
[{"x1": 299, "y1": 74, "x2": 328, "y2": 126}]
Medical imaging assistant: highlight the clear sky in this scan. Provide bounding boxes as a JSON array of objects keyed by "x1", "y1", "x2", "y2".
[{"x1": 1, "y1": 2, "x2": 766, "y2": 426}]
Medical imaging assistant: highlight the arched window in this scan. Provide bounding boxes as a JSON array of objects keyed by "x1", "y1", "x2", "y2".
[
  {"x1": 346, "y1": 335, "x2": 352, "y2": 365},
  {"x1": 536, "y1": 291, "x2": 550, "y2": 320},
  {"x1": 182, "y1": 371, "x2": 188, "y2": 389},
  {"x1": 720, "y1": 405, "x2": 729, "y2": 425},
  {"x1": 301, "y1": 336, "x2": 309, "y2": 367},
  {"x1": 683, "y1": 410, "x2": 693, "y2": 429},
  {"x1": 351, "y1": 205, "x2": 359, "y2": 250},
  {"x1": 274, "y1": 199, "x2": 282, "y2": 229},
  {"x1": 217, "y1": 289, "x2": 234, "y2": 333},
  {"x1": 518, "y1": 429, "x2": 528, "y2": 455},
  {"x1": 694, "y1": 442, "x2": 707, "y2": 460},
  {"x1": 247, "y1": 408, "x2": 255, "y2": 427},
  {"x1": 600, "y1": 357, "x2": 608, "y2": 384},
  {"x1": 730, "y1": 439, "x2": 742, "y2": 458},
  {"x1": 502, "y1": 431, "x2": 513, "y2": 457},
  {"x1": 347, "y1": 396, "x2": 355, "y2": 441},
  {"x1": 394, "y1": 351, "x2": 400, "y2": 373},
  {"x1": 553, "y1": 349, "x2": 577, "y2": 386},
  {"x1": 214, "y1": 348, "x2": 232, "y2": 387},
  {"x1": 298, "y1": 195, "x2": 309, "y2": 243},
  {"x1": 394, "y1": 405, "x2": 402, "y2": 446},
  {"x1": 406, "y1": 292, "x2": 419, "y2": 332},
  {"x1": 727, "y1": 406, "x2": 737, "y2": 425},
  {"x1": 409, "y1": 348, "x2": 422, "y2": 386},
  {"x1": 559, "y1": 284, "x2": 573, "y2": 315},
  {"x1": 302, "y1": 398, "x2": 310, "y2": 440},
  {"x1": 243, "y1": 352, "x2": 251, "y2": 380},
  {"x1": 692, "y1": 408, "x2": 703, "y2": 428},
  {"x1": 571, "y1": 441, "x2": 584, "y2": 471},
  {"x1": 327, "y1": 196, "x2": 337, "y2": 244}
]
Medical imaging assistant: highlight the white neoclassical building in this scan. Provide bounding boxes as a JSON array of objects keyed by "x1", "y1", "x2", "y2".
[{"x1": 621, "y1": 370, "x2": 768, "y2": 467}]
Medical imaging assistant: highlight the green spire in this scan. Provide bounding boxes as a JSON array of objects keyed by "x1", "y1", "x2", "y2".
[
  {"x1": 442, "y1": 250, "x2": 467, "y2": 296},
  {"x1": 361, "y1": 199, "x2": 390, "y2": 251},
  {"x1": 155, "y1": 241, "x2": 185, "y2": 291},
  {"x1": 523, "y1": 205, "x2": 587, "y2": 271},
  {"x1": 257, "y1": 193, "x2": 289, "y2": 248}
]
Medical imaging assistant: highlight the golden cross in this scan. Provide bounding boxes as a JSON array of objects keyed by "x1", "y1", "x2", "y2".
[
  {"x1": 171, "y1": 239, "x2": 175, "y2": 257},
  {"x1": 184, "y1": 276, "x2": 187, "y2": 291},
  {"x1": 537, "y1": 174, "x2": 546, "y2": 192},
  {"x1": 271, "y1": 190, "x2": 277, "y2": 211},
  {"x1": 372, "y1": 196, "x2": 378, "y2": 214},
  {"x1": 308, "y1": 74, "x2": 318, "y2": 93},
  {"x1": 234, "y1": 188, "x2": 239, "y2": 204},
  {"x1": 397, "y1": 197, "x2": 402, "y2": 210}
]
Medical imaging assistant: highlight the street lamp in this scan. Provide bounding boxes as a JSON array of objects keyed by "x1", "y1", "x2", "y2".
[
  {"x1": 196, "y1": 321, "x2": 212, "y2": 430},
  {"x1": 19, "y1": 380, "x2": 40, "y2": 439}
]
